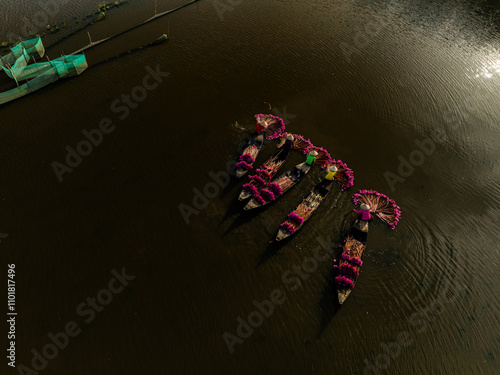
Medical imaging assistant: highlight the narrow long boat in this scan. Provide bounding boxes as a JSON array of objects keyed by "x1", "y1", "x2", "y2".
[
  {"x1": 335, "y1": 190, "x2": 401, "y2": 304},
  {"x1": 238, "y1": 145, "x2": 291, "y2": 201},
  {"x1": 235, "y1": 134, "x2": 264, "y2": 178},
  {"x1": 336, "y1": 218, "x2": 369, "y2": 304},
  {"x1": 276, "y1": 179, "x2": 333, "y2": 241},
  {"x1": 244, "y1": 160, "x2": 313, "y2": 210}
]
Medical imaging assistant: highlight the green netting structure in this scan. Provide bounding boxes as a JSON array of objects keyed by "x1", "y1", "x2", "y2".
[
  {"x1": 0, "y1": 37, "x2": 88, "y2": 105},
  {"x1": 0, "y1": 37, "x2": 45, "y2": 71}
]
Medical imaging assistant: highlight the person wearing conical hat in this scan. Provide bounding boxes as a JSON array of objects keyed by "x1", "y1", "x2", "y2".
[
  {"x1": 354, "y1": 203, "x2": 372, "y2": 220},
  {"x1": 305, "y1": 150, "x2": 318, "y2": 165},
  {"x1": 325, "y1": 165, "x2": 337, "y2": 180},
  {"x1": 276, "y1": 134, "x2": 295, "y2": 162},
  {"x1": 283, "y1": 133, "x2": 295, "y2": 151},
  {"x1": 255, "y1": 119, "x2": 268, "y2": 135}
]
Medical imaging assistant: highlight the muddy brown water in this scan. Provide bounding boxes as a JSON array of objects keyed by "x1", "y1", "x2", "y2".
[{"x1": 1, "y1": 0, "x2": 499, "y2": 374}]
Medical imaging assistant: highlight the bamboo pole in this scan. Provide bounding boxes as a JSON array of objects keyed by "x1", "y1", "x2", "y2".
[
  {"x1": 0, "y1": 54, "x2": 8, "y2": 67},
  {"x1": 32, "y1": 54, "x2": 41, "y2": 74},
  {"x1": 70, "y1": 0, "x2": 198, "y2": 55},
  {"x1": 7, "y1": 64, "x2": 19, "y2": 87}
]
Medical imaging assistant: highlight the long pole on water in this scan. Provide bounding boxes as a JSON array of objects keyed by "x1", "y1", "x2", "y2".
[{"x1": 69, "y1": 0, "x2": 199, "y2": 55}]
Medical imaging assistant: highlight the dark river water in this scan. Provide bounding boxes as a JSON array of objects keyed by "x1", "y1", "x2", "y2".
[{"x1": 1, "y1": 0, "x2": 499, "y2": 374}]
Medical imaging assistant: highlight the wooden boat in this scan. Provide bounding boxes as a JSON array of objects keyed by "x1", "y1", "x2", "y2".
[
  {"x1": 235, "y1": 134, "x2": 264, "y2": 178},
  {"x1": 335, "y1": 190, "x2": 400, "y2": 304},
  {"x1": 276, "y1": 179, "x2": 333, "y2": 241},
  {"x1": 238, "y1": 145, "x2": 292, "y2": 201},
  {"x1": 244, "y1": 160, "x2": 313, "y2": 210},
  {"x1": 336, "y1": 218, "x2": 369, "y2": 304}
]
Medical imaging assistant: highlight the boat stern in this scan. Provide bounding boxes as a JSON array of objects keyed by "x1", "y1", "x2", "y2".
[
  {"x1": 276, "y1": 229, "x2": 290, "y2": 241},
  {"x1": 236, "y1": 169, "x2": 247, "y2": 178},
  {"x1": 238, "y1": 190, "x2": 251, "y2": 201},
  {"x1": 337, "y1": 290, "x2": 351, "y2": 305},
  {"x1": 244, "y1": 199, "x2": 262, "y2": 210}
]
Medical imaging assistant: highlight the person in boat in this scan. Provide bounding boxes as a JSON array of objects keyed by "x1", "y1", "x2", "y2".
[
  {"x1": 292, "y1": 150, "x2": 317, "y2": 178},
  {"x1": 255, "y1": 120, "x2": 267, "y2": 135},
  {"x1": 283, "y1": 133, "x2": 294, "y2": 151},
  {"x1": 354, "y1": 203, "x2": 372, "y2": 221},
  {"x1": 276, "y1": 134, "x2": 295, "y2": 161},
  {"x1": 325, "y1": 165, "x2": 337, "y2": 180},
  {"x1": 305, "y1": 150, "x2": 318, "y2": 166},
  {"x1": 317, "y1": 165, "x2": 337, "y2": 189}
]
